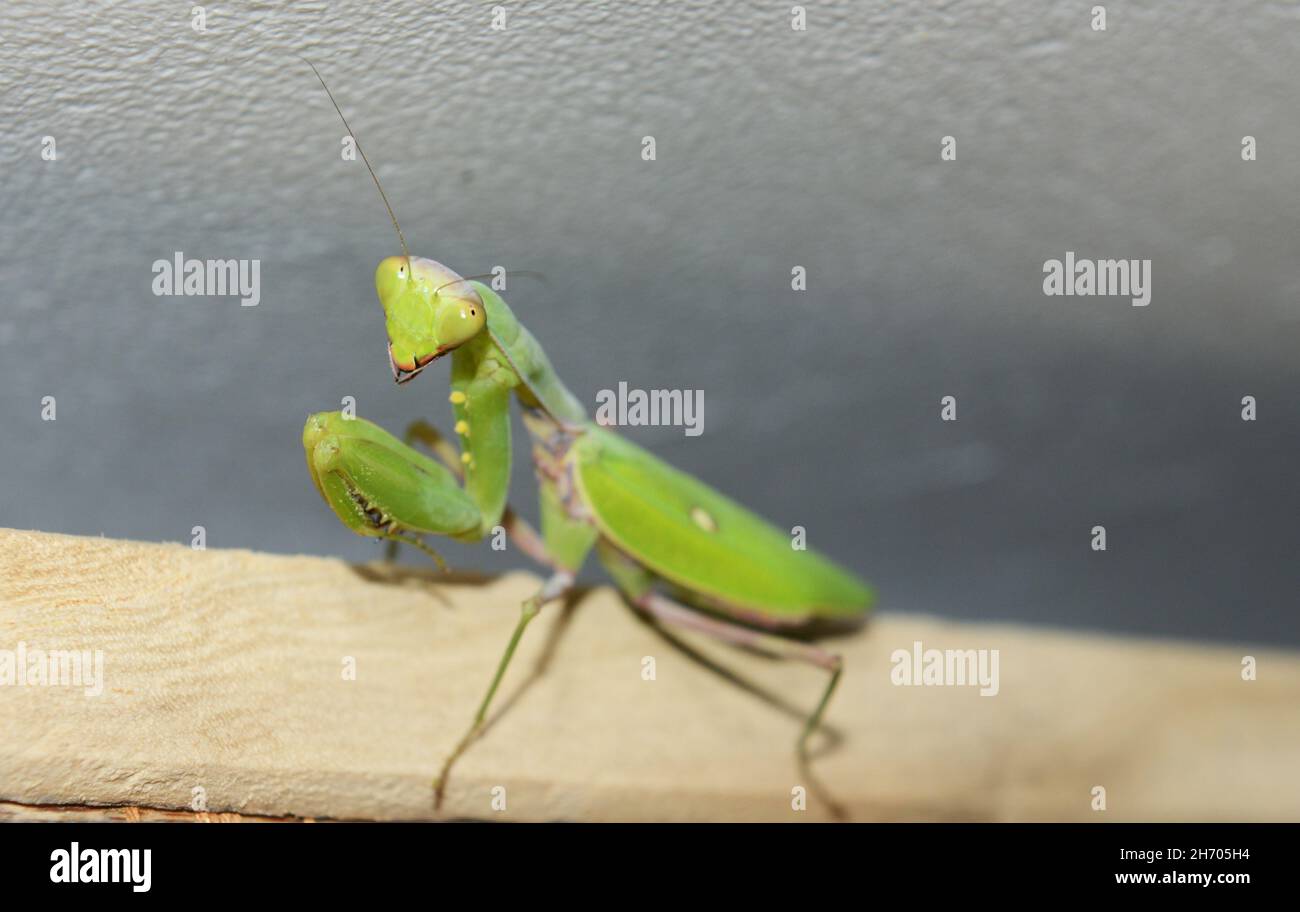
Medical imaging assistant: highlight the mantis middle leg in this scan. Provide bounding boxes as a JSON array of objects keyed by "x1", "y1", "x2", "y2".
[{"x1": 433, "y1": 478, "x2": 599, "y2": 803}]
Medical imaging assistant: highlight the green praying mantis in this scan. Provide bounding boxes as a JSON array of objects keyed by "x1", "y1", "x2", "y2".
[{"x1": 299, "y1": 62, "x2": 874, "y2": 801}]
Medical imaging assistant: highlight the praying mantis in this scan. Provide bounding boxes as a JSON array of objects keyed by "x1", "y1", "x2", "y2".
[{"x1": 298, "y1": 62, "x2": 874, "y2": 801}]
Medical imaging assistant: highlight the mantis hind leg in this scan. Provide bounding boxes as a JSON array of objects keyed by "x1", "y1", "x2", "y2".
[
  {"x1": 596, "y1": 541, "x2": 843, "y2": 761},
  {"x1": 639, "y1": 592, "x2": 843, "y2": 761}
]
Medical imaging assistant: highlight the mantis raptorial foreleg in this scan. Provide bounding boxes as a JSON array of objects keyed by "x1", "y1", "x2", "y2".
[
  {"x1": 383, "y1": 532, "x2": 451, "y2": 572},
  {"x1": 385, "y1": 418, "x2": 557, "y2": 570},
  {"x1": 400, "y1": 419, "x2": 463, "y2": 475},
  {"x1": 434, "y1": 569, "x2": 576, "y2": 803}
]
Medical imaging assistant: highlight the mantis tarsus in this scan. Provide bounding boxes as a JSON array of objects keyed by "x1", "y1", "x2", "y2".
[{"x1": 299, "y1": 61, "x2": 874, "y2": 803}]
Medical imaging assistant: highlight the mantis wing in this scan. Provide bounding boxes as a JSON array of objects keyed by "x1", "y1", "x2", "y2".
[{"x1": 572, "y1": 427, "x2": 873, "y2": 626}]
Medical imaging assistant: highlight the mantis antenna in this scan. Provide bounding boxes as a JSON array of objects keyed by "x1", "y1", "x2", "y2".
[
  {"x1": 301, "y1": 57, "x2": 411, "y2": 263},
  {"x1": 432, "y1": 271, "x2": 551, "y2": 297}
]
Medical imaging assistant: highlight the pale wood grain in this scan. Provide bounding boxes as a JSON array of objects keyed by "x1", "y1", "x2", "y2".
[{"x1": 1, "y1": 528, "x2": 1297, "y2": 821}]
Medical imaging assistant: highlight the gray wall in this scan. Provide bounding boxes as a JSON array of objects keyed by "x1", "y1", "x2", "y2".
[{"x1": 2, "y1": 1, "x2": 1296, "y2": 645}]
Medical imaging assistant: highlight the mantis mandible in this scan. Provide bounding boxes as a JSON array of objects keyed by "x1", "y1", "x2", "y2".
[{"x1": 299, "y1": 62, "x2": 874, "y2": 803}]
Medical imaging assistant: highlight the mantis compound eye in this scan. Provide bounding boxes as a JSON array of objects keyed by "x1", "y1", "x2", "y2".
[
  {"x1": 432, "y1": 290, "x2": 486, "y2": 348},
  {"x1": 376, "y1": 255, "x2": 411, "y2": 293}
]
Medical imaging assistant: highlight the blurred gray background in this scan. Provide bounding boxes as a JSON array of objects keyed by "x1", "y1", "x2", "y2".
[{"x1": 1, "y1": 1, "x2": 1296, "y2": 645}]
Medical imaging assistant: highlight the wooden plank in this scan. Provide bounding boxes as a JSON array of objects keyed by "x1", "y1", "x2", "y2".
[
  {"x1": 0, "y1": 800, "x2": 305, "y2": 823},
  {"x1": 1, "y1": 528, "x2": 1297, "y2": 822}
]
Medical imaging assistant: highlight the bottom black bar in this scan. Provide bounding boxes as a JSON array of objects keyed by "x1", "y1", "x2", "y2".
[{"x1": 1, "y1": 821, "x2": 1284, "y2": 897}]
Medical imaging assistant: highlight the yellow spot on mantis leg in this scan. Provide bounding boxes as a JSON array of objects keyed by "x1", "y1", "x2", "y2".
[
  {"x1": 454, "y1": 420, "x2": 469, "y2": 436},
  {"x1": 690, "y1": 506, "x2": 717, "y2": 533},
  {"x1": 449, "y1": 391, "x2": 467, "y2": 404}
]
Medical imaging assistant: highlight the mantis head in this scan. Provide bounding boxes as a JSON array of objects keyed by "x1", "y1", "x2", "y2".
[
  {"x1": 299, "y1": 61, "x2": 487, "y2": 384},
  {"x1": 376, "y1": 255, "x2": 486, "y2": 383}
]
